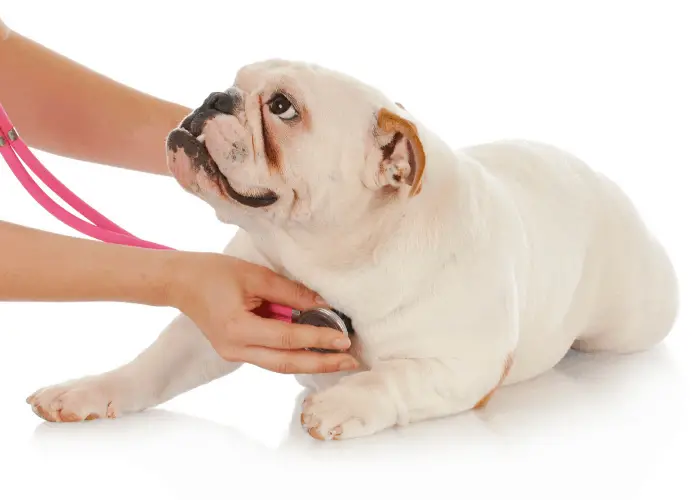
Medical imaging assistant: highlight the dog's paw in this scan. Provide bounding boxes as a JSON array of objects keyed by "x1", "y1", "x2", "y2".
[
  {"x1": 26, "y1": 374, "x2": 131, "y2": 423},
  {"x1": 300, "y1": 383, "x2": 396, "y2": 441}
]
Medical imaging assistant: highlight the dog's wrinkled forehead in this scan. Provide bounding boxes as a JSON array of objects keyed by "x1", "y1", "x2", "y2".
[
  {"x1": 234, "y1": 59, "x2": 328, "y2": 91},
  {"x1": 234, "y1": 59, "x2": 298, "y2": 88},
  {"x1": 233, "y1": 59, "x2": 386, "y2": 126}
]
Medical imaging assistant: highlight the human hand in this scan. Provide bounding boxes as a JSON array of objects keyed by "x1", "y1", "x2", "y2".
[{"x1": 166, "y1": 251, "x2": 360, "y2": 374}]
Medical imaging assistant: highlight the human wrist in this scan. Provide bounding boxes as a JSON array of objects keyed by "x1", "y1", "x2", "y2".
[{"x1": 157, "y1": 250, "x2": 205, "y2": 312}]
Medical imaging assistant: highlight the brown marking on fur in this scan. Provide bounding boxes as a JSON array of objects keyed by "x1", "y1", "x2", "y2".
[
  {"x1": 300, "y1": 101, "x2": 313, "y2": 131},
  {"x1": 381, "y1": 132, "x2": 403, "y2": 161},
  {"x1": 85, "y1": 413, "x2": 100, "y2": 421},
  {"x1": 308, "y1": 426, "x2": 325, "y2": 440},
  {"x1": 405, "y1": 139, "x2": 418, "y2": 185},
  {"x1": 473, "y1": 353, "x2": 514, "y2": 409},
  {"x1": 376, "y1": 108, "x2": 426, "y2": 196},
  {"x1": 57, "y1": 409, "x2": 82, "y2": 422},
  {"x1": 33, "y1": 404, "x2": 54, "y2": 422},
  {"x1": 258, "y1": 95, "x2": 282, "y2": 174}
]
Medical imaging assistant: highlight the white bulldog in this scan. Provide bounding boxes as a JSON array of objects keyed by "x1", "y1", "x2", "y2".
[{"x1": 27, "y1": 60, "x2": 679, "y2": 440}]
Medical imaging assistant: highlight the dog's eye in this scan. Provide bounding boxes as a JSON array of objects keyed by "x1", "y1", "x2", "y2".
[{"x1": 268, "y1": 93, "x2": 298, "y2": 120}]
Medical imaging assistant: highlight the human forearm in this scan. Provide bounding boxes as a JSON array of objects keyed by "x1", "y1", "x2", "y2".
[
  {"x1": 0, "y1": 27, "x2": 190, "y2": 175},
  {"x1": 0, "y1": 221, "x2": 176, "y2": 305},
  {"x1": 0, "y1": 220, "x2": 360, "y2": 375}
]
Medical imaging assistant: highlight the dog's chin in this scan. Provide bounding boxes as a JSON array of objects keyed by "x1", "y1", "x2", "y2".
[{"x1": 166, "y1": 128, "x2": 278, "y2": 208}]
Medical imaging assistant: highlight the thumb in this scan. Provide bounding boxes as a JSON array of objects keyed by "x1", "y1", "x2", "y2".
[{"x1": 248, "y1": 266, "x2": 328, "y2": 311}]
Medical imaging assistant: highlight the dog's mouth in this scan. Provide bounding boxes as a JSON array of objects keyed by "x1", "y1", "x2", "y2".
[{"x1": 167, "y1": 111, "x2": 278, "y2": 208}]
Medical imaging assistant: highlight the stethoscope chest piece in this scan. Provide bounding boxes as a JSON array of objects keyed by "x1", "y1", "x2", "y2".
[{"x1": 294, "y1": 307, "x2": 354, "y2": 353}]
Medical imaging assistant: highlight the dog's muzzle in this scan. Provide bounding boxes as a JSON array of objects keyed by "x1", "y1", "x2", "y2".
[{"x1": 166, "y1": 90, "x2": 279, "y2": 208}]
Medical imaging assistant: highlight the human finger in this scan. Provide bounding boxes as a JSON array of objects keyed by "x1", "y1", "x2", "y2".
[
  {"x1": 237, "y1": 313, "x2": 351, "y2": 351},
  {"x1": 244, "y1": 265, "x2": 328, "y2": 311},
  {"x1": 241, "y1": 347, "x2": 359, "y2": 374}
]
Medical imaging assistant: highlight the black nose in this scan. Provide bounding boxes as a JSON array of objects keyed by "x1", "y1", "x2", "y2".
[{"x1": 202, "y1": 92, "x2": 236, "y2": 115}]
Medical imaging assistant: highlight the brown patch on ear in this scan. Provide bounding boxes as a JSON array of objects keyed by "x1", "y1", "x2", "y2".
[
  {"x1": 258, "y1": 95, "x2": 282, "y2": 174},
  {"x1": 377, "y1": 108, "x2": 426, "y2": 197},
  {"x1": 473, "y1": 353, "x2": 514, "y2": 410},
  {"x1": 381, "y1": 132, "x2": 403, "y2": 161}
]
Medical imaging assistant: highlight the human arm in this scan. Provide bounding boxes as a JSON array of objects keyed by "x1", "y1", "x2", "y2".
[
  {"x1": 0, "y1": 221, "x2": 357, "y2": 373},
  {"x1": 0, "y1": 20, "x2": 189, "y2": 175}
]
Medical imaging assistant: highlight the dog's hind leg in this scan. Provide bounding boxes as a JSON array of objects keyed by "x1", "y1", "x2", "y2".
[{"x1": 573, "y1": 180, "x2": 679, "y2": 354}]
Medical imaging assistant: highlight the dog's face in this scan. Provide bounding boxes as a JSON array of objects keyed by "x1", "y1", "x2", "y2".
[{"x1": 166, "y1": 60, "x2": 427, "y2": 234}]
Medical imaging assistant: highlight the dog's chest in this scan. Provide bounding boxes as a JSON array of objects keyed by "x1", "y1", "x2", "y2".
[
  {"x1": 290, "y1": 263, "x2": 381, "y2": 320},
  {"x1": 270, "y1": 247, "x2": 414, "y2": 327}
]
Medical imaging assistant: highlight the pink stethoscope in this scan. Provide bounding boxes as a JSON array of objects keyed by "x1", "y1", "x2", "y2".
[{"x1": 0, "y1": 102, "x2": 352, "y2": 347}]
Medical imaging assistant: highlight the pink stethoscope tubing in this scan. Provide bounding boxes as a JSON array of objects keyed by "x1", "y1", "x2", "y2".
[{"x1": 0, "y1": 102, "x2": 294, "y2": 322}]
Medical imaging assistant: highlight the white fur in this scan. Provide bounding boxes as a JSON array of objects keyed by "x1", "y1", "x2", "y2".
[{"x1": 27, "y1": 61, "x2": 678, "y2": 440}]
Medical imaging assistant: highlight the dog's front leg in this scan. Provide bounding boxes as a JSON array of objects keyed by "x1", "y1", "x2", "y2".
[
  {"x1": 300, "y1": 346, "x2": 514, "y2": 441},
  {"x1": 27, "y1": 231, "x2": 272, "y2": 422},
  {"x1": 30, "y1": 312, "x2": 244, "y2": 422},
  {"x1": 300, "y1": 272, "x2": 519, "y2": 440}
]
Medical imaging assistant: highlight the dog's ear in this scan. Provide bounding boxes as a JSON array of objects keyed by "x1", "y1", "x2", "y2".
[{"x1": 369, "y1": 107, "x2": 426, "y2": 197}]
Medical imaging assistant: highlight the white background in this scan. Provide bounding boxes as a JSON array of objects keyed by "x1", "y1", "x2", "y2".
[{"x1": 1, "y1": 1, "x2": 698, "y2": 498}]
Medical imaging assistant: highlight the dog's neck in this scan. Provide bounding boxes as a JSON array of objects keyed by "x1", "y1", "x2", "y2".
[{"x1": 247, "y1": 143, "x2": 471, "y2": 319}]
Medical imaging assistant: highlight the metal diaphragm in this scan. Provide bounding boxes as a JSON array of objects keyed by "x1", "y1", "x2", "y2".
[{"x1": 294, "y1": 307, "x2": 352, "y2": 353}]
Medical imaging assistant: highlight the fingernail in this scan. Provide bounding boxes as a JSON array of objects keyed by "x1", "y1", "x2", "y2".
[
  {"x1": 339, "y1": 359, "x2": 358, "y2": 371},
  {"x1": 333, "y1": 337, "x2": 351, "y2": 349}
]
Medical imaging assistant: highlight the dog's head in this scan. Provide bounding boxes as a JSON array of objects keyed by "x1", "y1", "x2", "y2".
[{"x1": 166, "y1": 60, "x2": 432, "y2": 234}]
